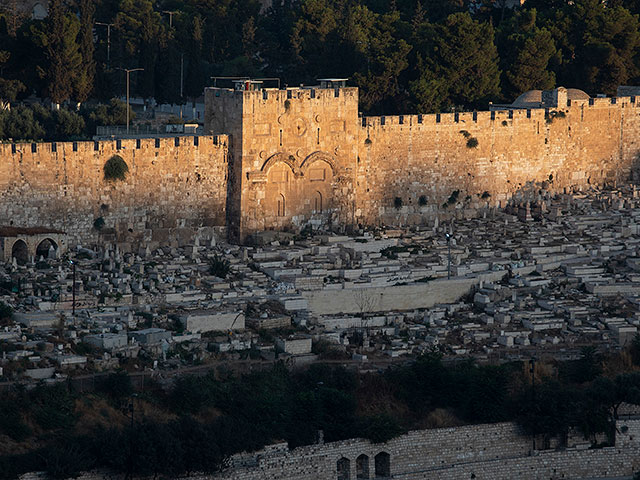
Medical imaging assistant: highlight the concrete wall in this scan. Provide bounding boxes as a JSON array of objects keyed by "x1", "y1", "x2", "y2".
[
  {"x1": 0, "y1": 136, "x2": 229, "y2": 248},
  {"x1": 179, "y1": 311, "x2": 245, "y2": 333},
  {"x1": 302, "y1": 272, "x2": 506, "y2": 316}
]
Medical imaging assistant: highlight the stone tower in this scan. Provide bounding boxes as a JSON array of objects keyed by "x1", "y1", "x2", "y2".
[{"x1": 205, "y1": 80, "x2": 359, "y2": 242}]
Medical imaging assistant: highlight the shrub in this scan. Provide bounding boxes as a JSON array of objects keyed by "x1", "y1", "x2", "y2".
[
  {"x1": 394, "y1": 197, "x2": 403, "y2": 209},
  {"x1": 103, "y1": 155, "x2": 129, "y2": 182},
  {"x1": 481, "y1": 191, "x2": 491, "y2": 199},
  {"x1": 0, "y1": 301, "x2": 13, "y2": 325},
  {"x1": 501, "y1": 120, "x2": 508, "y2": 126},
  {"x1": 97, "y1": 371, "x2": 133, "y2": 400},
  {"x1": 459, "y1": 129, "x2": 471, "y2": 138},
  {"x1": 284, "y1": 99, "x2": 291, "y2": 110},
  {"x1": 419, "y1": 195, "x2": 428, "y2": 206},
  {"x1": 93, "y1": 217, "x2": 105, "y2": 231},
  {"x1": 466, "y1": 137, "x2": 479, "y2": 148},
  {"x1": 447, "y1": 190, "x2": 460, "y2": 205},
  {"x1": 364, "y1": 138, "x2": 372, "y2": 145},
  {"x1": 209, "y1": 255, "x2": 231, "y2": 278}
]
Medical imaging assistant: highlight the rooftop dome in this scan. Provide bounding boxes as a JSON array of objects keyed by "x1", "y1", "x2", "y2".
[
  {"x1": 566, "y1": 88, "x2": 590, "y2": 101},
  {"x1": 511, "y1": 90, "x2": 542, "y2": 108}
]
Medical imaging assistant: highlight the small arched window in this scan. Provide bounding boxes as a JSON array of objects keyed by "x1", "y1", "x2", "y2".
[
  {"x1": 337, "y1": 457, "x2": 351, "y2": 480},
  {"x1": 374, "y1": 452, "x2": 390, "y2": 479},
  {"x1": 11, "y1": 239, "x2": 28, "y2": 266},
  {"x1": 356, "y1": 454, "x2": 369, "y2": 479},
  {"x1": 277, "y1": 194, "x2": 286, "y2": 217},
  {"x1": 314, "y1": 191, "x2": 323, "y2": 213}
]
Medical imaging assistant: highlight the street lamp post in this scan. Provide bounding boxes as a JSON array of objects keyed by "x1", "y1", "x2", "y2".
[
  {"x1": 95, "y1": 22, "x2": 114, "y2": 68},
  {"x1": 118, "y1": 68, "x2": 144, "y2": 134},
  {"x1": 68, "y1": 260, "x2": 76, "y2": 317},
  {"x1": 445, "y1": 233, "x2": 451, "y2": 280}
]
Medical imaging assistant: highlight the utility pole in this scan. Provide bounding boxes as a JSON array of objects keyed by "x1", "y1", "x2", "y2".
[
  {"x1": 127, "y1": 393, "x2": 138, "y2": 480},
  {"x1": 118, "y1": 68, "x2": 144, "y2": 134},
  {"x1": 162, "y1": 10, "x2": 177, "y2": 28},
  {"x1": 530, "y1": 358, "x2": 536, "y2": 452},
  {"x1": 95, "y1": 22, "x2": 114, "y2": 69}
]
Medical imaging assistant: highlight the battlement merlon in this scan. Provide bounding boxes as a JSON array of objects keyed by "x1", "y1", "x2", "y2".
[{"x1": 204, "y1": 86, "x2": 359, "y2": 136}]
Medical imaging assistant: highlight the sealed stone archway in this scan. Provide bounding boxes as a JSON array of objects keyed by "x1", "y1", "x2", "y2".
[
  {"x1": 0, "y1": 227, "x2": 67, "y2": 264},
  {"x1": 247, "y1": 151, "x2": 339, "y2": 233},
  {"x1": 35, "y1": 238, "x2": 59, "y2": 260},
  {"x1": 11, "y1": 239, "x2": 28, "y2": 265}
]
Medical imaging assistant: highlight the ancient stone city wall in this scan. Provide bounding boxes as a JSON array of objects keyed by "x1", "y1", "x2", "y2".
[
  {"x1": 2, "y1": 91, "x2": 640, "y2": 247},
  {"x1": 205, "y1": 87, "x2": 359, "y2": 241},
  {"x1": 0, "y1": 136, "x2": 229, "y2": 247},
  {"x1": 357, "y1": 96, "x2": 640, "y2": 226},
  {"x1": 17, "y1": 419, "x2": 640, "y2": 480}
]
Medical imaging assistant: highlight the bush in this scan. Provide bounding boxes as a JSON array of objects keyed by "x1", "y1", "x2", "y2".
[
  {"x1": 481, "y1": 191, "x2": 490, "y2": 199},
  {"x1": 446, "y1": 190, "x2": 460, "y2": 205},
  {"x1": 357, "y1": 413, "x2": 405, "y2": 443},
  {"x1": 208, "y1": 255, "x2": 231, "y2": 278},
  {"x1": 466, "y1": 137, "x2": 479, "y2": 148},
  {"x1": 93, "y1": 217, "x2": 105, "y2": 231},
  {"x1": 96, "y1": 371, "x2": 133, "y2": 400},
  {"x1": 103, "y1": 155, "x2": 129, "y2": 182},
  {"x1": 459, "y1": 129, "x2": 471, "y2": 138},
  {"x1": 419, "y1": 195, "x2": 428, "y2": 206},
  {"x1": 394, "y1": 197, "x2": 403, "y2": 209},
  {"x1": 0, "y1": 301, "x2": 13, "y2": 325}
]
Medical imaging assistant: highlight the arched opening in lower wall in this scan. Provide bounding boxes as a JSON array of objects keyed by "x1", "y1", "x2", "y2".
[
  {"x1": 374, "y1": 452, "x2": 390, "y2": 479},
  {"x1": 313, "y1": 191, "x2": 323, "y2": 213},
  {"x1": 11, "y1": 240, "x2": 28, "y2": 266},
  {"x1": 337, "y1": 457, "x2": 351, "y2": 480},
  {"x1": 35, "y1": 238, "x2": 58, "y2": 260},
  {"x1": 277, "y1": 194, "x2": 286, "y2": 217},
  {"x1": 356, "y1": 454, "x2": 370, "y2": 479}
]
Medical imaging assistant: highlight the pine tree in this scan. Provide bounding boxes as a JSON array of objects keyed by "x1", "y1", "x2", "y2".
[
  {"x1": 410, "y1": 12, "x2": 501, "y2": 112},
  {"x1": 184, "y1": 15, "x2": 205, "y2": 101}
]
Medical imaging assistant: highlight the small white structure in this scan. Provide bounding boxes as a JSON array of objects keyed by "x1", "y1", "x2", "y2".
[{"x1": 178, "y1": 311, "x2": 245, "y2": 333}]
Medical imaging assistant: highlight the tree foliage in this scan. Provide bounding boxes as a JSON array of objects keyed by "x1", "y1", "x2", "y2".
[{"x1": 1, "y1": 0, "x2": 640, "y2": 117}]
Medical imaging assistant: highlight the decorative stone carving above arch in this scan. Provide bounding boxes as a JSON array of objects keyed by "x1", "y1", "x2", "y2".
[
  {"x1": 300, "y1": 151, "x2": 338, "y2": 176},
  {"x1": 260, "y1": 152, "x2": 300, "y2": 176}
]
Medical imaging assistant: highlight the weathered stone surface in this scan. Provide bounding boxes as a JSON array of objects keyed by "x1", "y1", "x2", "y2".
[
  {"x1": 2, "y1": 90, "x2": 640, "y2": 247},
  {"x1": 0, "y1": 136, "x2": 229, "y2": 248}
]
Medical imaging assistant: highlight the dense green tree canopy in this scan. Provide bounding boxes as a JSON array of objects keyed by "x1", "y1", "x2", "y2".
[{"x1": 1, "y1": 0, "x2": 640, "y2": 118}]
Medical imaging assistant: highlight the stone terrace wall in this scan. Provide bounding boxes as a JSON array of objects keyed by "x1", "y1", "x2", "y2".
[
  {"x1": 17, "y1": 419, "x2": 640, "y2": 480},
  {"x1": 212, "y1": 419, "x2": 640, "y2": 480},
  {"x1": 0, "y1": 136, "x2": 229, "y2": 248},
  {"x1": 357, "y1": 97, "x2": 640, "y2": 226}
]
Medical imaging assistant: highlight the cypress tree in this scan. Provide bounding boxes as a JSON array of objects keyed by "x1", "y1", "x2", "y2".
[
  {"x1": 35, "y1": 0, "x2": 82, "y2": 106},
  {"x1": 75, "y1": 0, "x2": 96, "y2": 104}
]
